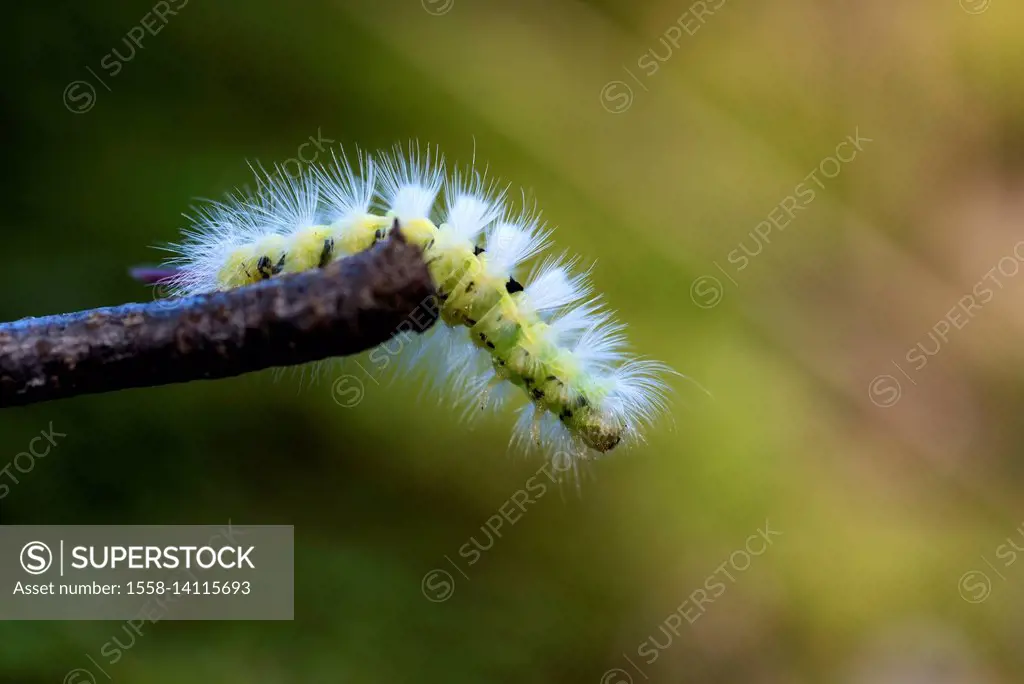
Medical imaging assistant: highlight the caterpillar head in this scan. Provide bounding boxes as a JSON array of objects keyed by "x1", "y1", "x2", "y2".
[
  {"x1": 578, "y1": 413, "x2": 623, "y2": 453},
  {"x1": 558, "y1": 398, "x2": 623, "y2": 453}
]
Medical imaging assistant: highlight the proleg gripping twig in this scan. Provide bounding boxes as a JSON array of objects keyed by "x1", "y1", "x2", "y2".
[{"x1": 0, "y1": 230, "x2": 436, "y2": 408}]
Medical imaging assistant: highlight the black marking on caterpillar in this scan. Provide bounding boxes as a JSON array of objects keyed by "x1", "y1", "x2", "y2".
[
  {"x1": 318, "y1": 239, "x2": 335, "y2": 268},
  {"x1": 257, "y1": 256, "x2": 273, "y2": 280},
  {"x1": 473, "y1": 245, "x2": 486, "y2": 256},
  {"x1": 506, "y1": 277, "x2": 524, "y2": 294}
]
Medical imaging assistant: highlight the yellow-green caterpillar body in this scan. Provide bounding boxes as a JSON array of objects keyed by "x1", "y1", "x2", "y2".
[{"x1": 164, "y1": 144, "x2": 671, "y2": 460}]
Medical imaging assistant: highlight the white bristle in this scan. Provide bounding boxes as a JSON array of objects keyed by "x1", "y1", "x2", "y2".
[
  {"x1": 521, "y1": 255, "x2": 593, "y2": 316},
  {"x1": 246, "y1": 162, "x2": 320, "y2": 233},
  {"x1": 600, "y1": 358, "x2": 675, "y2": 441},
  {"x1": 316, "y1": 147, "x2": 377, "y2": 226},
  {"x1": 377, "y1": 142, "x2": 444, "y2": 221},
  {"x1": 441, "y1": 168, "x2": 507, "y2": 245},
  {"x1": 484, "y1": 210, "x2": 550, "y2": 279}
]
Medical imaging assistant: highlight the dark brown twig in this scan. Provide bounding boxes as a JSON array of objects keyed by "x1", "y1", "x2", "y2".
[{"x1": 0, "y1": 229, "x2": 438, "y2": 408}]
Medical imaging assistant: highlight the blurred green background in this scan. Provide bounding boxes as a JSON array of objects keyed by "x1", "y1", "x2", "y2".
[{"x1": 3, "y1": 0, "x2": 1024, "y2": 681}]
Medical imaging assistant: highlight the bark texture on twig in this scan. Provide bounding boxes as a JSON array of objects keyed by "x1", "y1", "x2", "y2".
[{"x1": 0, "y1": 229, "x2": 437, "y2": 408}]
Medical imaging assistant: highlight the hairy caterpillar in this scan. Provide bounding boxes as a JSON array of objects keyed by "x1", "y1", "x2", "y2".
[{"x1": 158, "y1": 143, "x2": 673, "y2": 459}]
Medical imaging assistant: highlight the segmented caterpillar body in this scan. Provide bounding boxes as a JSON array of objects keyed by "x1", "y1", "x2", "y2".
[{"x1": 163, "y1": 144, "x2": 672, "y2": 458}]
